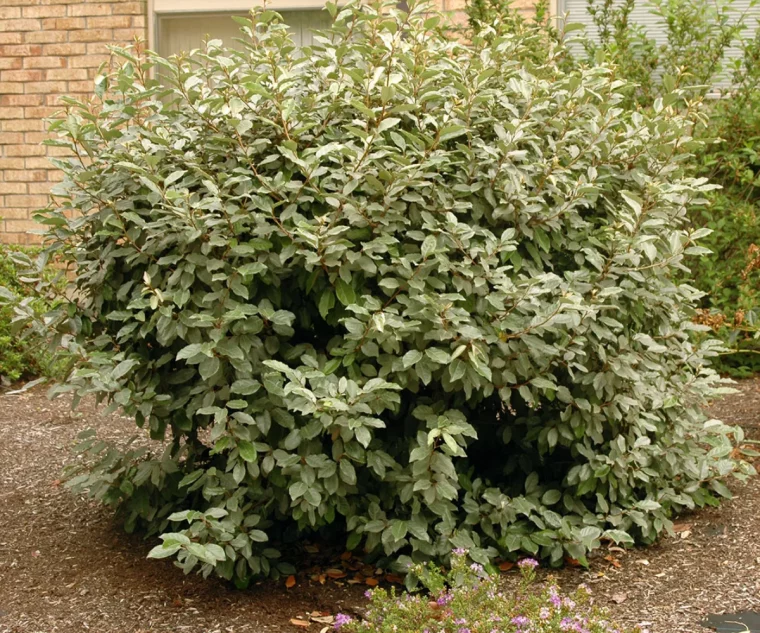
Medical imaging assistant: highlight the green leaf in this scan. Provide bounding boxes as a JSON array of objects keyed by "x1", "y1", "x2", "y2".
[
  {"x1": 377, "y1": 117, "x2": 401, "y2": 133},
  {"x1": 402, "y1": 349, "x2": 423, "y2": 368},
  {"x1": 319, "y1": 288, "x2": 335, "y2": 318},
  {"x1": 238, "y1": 440, "x2": 257, "y2": 463},
  {"x1": 335, "y1": 280, "x2": 356, "y2": 306}
]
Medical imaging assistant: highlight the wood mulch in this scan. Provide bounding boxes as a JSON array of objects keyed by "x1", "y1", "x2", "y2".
[{"x1": 1, "y1": 379, "x2": 760, "y2": 633}]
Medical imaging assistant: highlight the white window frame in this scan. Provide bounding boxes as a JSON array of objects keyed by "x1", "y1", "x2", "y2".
[{"x1": 147, "y1": 0, "x2": 332, "y2": 53}]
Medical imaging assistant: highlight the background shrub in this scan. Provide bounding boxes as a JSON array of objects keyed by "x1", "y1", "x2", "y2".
[
  {"x1": 7, "y1": 0, "x2": 753, "y2": 585},
  {"x1": 0, "y1": 245, "x2": 62, "y2": 384},
  {"x1": 467, "y1": 0, "x2": 760, "y2": 375}
]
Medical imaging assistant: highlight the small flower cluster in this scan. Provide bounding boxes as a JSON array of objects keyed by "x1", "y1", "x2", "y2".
[{"x1": 336, "y1": 550, "x2": 635, "y2": 633}]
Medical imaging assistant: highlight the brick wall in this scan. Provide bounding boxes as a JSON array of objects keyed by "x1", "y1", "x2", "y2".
[
  {"x1": 0, "y1": 0, "x2": 146, "y2": 244},
  {"x1": 0, "y1": 0, "x2": 536, "y2": 245}
]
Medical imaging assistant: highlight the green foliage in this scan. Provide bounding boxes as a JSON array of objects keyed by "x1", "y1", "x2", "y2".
[
  {"x1": 578, "y1": 0, "x2": 760, "y2": 374},
  {"x1": 339, "y1": 549, "x2": 633, "y2": 633},
  {"x1": 5, "y1": 0, "x2": 754, "y2": 584},
  {"x1": 581, "y1": 0, "x2": 659, "y2": 107},
  {"x1": 0, "y1": 245, "x2": 62, "y2": 383},
  {"x1": 468, "y1": 0, "x2": 760, "y2": 373}
]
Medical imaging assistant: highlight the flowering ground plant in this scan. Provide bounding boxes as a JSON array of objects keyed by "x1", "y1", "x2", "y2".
[{"x1": 337, "y1": 550, "x2": 634, "y2": 633}]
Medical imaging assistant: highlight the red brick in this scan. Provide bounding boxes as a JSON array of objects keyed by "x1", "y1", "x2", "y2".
[
  {"x1": 112, "y1": 2, "x2": 144, "y2": 15},
  {"x1": 0, "y1": 18, "x2": 42, "y2": 32},
  {"x1": 71, "y1": 53, "x2": 109, "y2": 67},
  {"x1": 46, "y1": 68, "x2": 88, "y2": 80},
  {"x1": 2, "y1": 119, "x2": 44, "y2": 132},
  {"x1": 42, "y1": 16, "x2": 86, "y2": 29},
  {"x1": 0, "y1": 157, "x2": 24, "y2": 169},
  {"x1": 4, "y1": 170, "x2": 47, "y2": 182},
  {"x1": 0, "y1": 82, "x2": 23, "y2": 94},
  {"x1": 25, "y1": 106, "x2": 61, "y2": 119},
  {"x1": 28, "y1": 182, "x2": 54, "y2": 194},
  {"x1": 25, "y1": 81, "x2": 68, "y2": 93},
  {"x1": 0, "y1": 206, "x2": 31, "y2": 217},
  {"x1": 0, "y1": 95, "x2": 42, "y2": 106},
  {"x1": 113, "y1": 28, "x2": 141, "y2": 40},
  {"x1": 24, "y1": 56, "x2": 66, "y2": 69},
  {"x1": 0, "y1": 131, "x2": 23, "y2": 144},
  {"x1": 25, "y1": 31, "x2": 69, "y2": 44},
  {"x1": 5, "y1": 144, "x2": 46, "y2": 157},
  {"x1": 44, "y1": 94, "x2": 68, "y2": 106},
  {"x1": 3, "y1": 219, "x2": 40, "y2": 235},
  {"x1": 67, "y1": 79, "x2": 94, "y2": 92},
  {"x1": 69, "y1": 4, "x2": 112, "y2": 16},
  {"x1": 0, "y1": 183, "x2": 28, "y2": 196},
  {"x1": 22, "y1": 5, "x2": 67, "y2": 18},
  {"x1": 24, "y1": 157, "x2": 54, "y2": 169},
  {"x1": 0, "y1": 44, "x2": 42, "y2": 56},
  {"x1": 0, "y1": 33, "x2": 24, "y2": 45},
  {"x1": 86, "y1": 42, "x2": 113, "y2": 53},
  {"x1": 0, "y1": 6, "x2": 20, "y2": 18},
  {"x1": 24, "y1": 132, "x2": 50, "y2": 144},
  {"x1": 0, "y1": 107, "x2": 23, "y2": 119},
  {"x1": 0, "y1": 231, "x2": 39, "y2": 246},
  {"x1": 0, "y1": 57, "x2": 22, "y2": 70},
  {"x1": 88, "y1": 15, "x2": 132, "y2": 28},
  {"x1": 45, "y1": 146, "x2": 69, "y2": 156},
  {"x1": 0, "y1": 70, "x2": 44, "y2": 82},
  {"x1": 43, "y1": 43, "x2": 86, "y2": 55},
  {"x1": 70, "y1": 29, "x2": 115, "y2": 42},
  {"x1": 4, "y1": 195, "x2": 48, "y2": 208}
]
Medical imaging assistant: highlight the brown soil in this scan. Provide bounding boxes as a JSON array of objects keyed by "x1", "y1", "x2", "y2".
[{"x1": 1, "y1": 380, "x2": 760, "y2": 633}]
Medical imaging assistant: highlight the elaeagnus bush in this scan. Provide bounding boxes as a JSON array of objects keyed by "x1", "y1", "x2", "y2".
[{"x1": 5, "y1": 0, "x2": 754, "y2": 585}]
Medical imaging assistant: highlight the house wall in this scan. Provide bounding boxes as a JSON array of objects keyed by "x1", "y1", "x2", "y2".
[
  {"x1": 0, "y1": 0, "x2": 146, "y2": 244},
  {"x1": 0, "y1": 0, "x2": 536, "y2": 244}
]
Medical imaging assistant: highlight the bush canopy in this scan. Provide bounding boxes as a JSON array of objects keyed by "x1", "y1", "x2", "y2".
[{"x1": 7, "y1": 0, "x2": 754, "y2": 584}]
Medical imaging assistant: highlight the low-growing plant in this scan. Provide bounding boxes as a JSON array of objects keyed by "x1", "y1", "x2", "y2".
[
  {"x1": 4, "y1": 0, "x2": 754, "y2": 586},
  {"x1": 338, "y1": 549, "x2": 634, "y2": 633}
]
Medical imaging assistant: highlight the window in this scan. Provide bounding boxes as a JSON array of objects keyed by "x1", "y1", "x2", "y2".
[{"x1": 149, "y1": 0, "x2": 333, "y2": 57}]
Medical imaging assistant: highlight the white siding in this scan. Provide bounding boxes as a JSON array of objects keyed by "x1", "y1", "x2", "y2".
[{"x1": 157, "y1": 10, "x2": 332, "y2": 58}]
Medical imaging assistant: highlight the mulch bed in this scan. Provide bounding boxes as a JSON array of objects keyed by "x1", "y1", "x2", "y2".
[{"x1": 1, "y1": 379, "x2": 760, "y2": 633}]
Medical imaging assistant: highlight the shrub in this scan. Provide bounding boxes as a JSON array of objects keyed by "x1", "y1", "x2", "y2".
[
  {"x1": 0, "y1": 245, "x2": 62, "y2": 383},
  {"x1": 513, "y1": 0, "x2": 760, "y2": 373},
  {"x1": 339, "y1": 549, "x2": 633, "y2": 633},
  {"x1": 7, "y1": 0, "x2": 753, "y2": 585}
]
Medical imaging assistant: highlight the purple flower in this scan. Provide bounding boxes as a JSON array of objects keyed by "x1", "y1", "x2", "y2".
[
  {"x1": 517, "y1": 558, "x2": 539, "y2": 569},
  {"x1": 363, "y1": 590, "x2": 372, "y2": 599},
  {"x1": 540, "y1": 608, "x2": 550, "y2": 620},
  {"x1": 511, "y1": 615, "x2": 530, "y2": 627},
  {"x1": 470, "y1": 562, "x2": 485, "y2": 574},
  {"x1": 560, "y1": 618, "x2": 575, "y2": 632},
  {"x1": 436, "y1": 592, "x2": 453, "y2": 606},
  {"x1": 457, "y1": 629, "x2": 471, "y2": 633},
  {"x1": 454, "y1": 618, "x2": 468, "y2": 625},
  {"x1": 453, "y1": 547, "x2": 468, "y2": 556},
  {"x1": 563, "y1": 598, "x2": 576, "y2": 610},
  {"x1": 334, "y1": 613, "x2": 353, "y2": 629}
]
